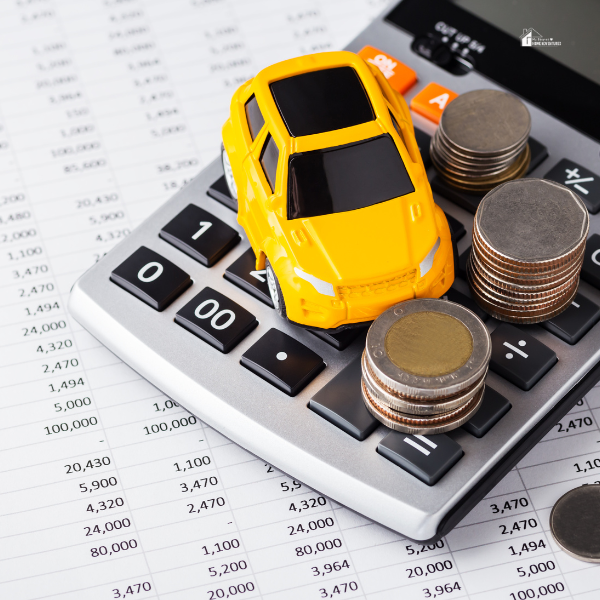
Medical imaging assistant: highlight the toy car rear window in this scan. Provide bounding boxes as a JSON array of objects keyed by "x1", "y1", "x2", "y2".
[
  {"x1": 270, "y1": 67, "x2": 374, "y2": 137},
  {"x1": 287, "y1": 134, "x2": 414, "y2": 219}
]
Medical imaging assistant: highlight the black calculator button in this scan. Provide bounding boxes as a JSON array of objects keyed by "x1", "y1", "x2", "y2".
[
  {"x1": 309, "y1": 356, "x2": 378, "y2": 441},
  {"x1": 581, "y1": 234, "x2": 600, "y2": 289},
  {"x1": 457, "y1": 246, "x2": 471, "y2": 280},
  {"x1": 544, "y1": 159, "x2": 600, "y2": 214},
  {"x1": 445, "y1": 212, "x2": 466, "y2": 242},
  {"x1": 541, "y1": 293, "x2": 600, "y2": 345},
  {"x1": 431, "y1": 175, "x2": 483, "y2": 214},
  {"x1": 414, "y1": 127, "x2": 431, "y2": 168},
  {"x1": 110, "y1": 246, "x2": 192, "y2": 311},
  {"x1": 442, "y1": 286, "x2": 488, "y2": 322},
  {"x1": 240, "y1": 328, "x2": 325, "y2": 396},
  {"x1": 490, "y1": 324, "x2": 557, "y2": 391},
  {"x1": 378, "y1": 431, "x2": 463, "y2": 486},
  {"x1": 160, "y1": 204, "x2": 240, "y2": 267},
  {"x1": 207, "y1": 175, "x2": 237, "y2": 212},
  {"x1": 462, "y1": 386, "x2": 511, "y2": 438},
  {"x1": 224, "y1": 247, "x2": 273, "y2": 307},
  {"x1": 175, "y1": 287, "x2": 257, "y2": 353},
  {"x1": 527, "y1": 137, "x2": 549, "y2": 174},
  {"x1": 309, "y1": 326, "x2": 367, "y2": 351}
]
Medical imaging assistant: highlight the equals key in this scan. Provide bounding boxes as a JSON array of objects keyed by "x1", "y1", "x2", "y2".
[{"x1": 490, "y1": 324, "x2": 557, "y2": 391}]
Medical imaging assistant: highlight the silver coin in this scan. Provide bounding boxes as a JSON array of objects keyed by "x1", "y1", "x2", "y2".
[
  {"x1": 476, "y1": 179, "x2": 589, "y2": 265},
  {"x1": 365, "y1": 299, "x2": 491, "y2": 399},
  {"x1": 434, "y1": 136, "x2": 523, "y2": 167},
  {"x1": 439, "y1": 89, "x2": 531, "y2": 155},
  {"x1": 550, "y1": 485, "x2": 600, "y2": 563}
]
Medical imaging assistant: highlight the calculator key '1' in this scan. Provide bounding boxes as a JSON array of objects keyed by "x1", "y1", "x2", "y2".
[{"x1": 160, "y1": 204, "x2": 240, "y2": 267}]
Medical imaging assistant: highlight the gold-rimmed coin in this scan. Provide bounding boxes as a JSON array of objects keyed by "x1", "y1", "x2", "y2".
[
  {"x1": 361, "y1": 299, "x2": 492, "y2": 433},
  {"x1": 365, "y1": 299, "x2": 490, "y2": 400}
]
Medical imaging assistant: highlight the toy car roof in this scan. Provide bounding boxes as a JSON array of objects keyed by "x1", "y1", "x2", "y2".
[{"x1": 269, "y1": 65, "x2": 375, "y2": 137}]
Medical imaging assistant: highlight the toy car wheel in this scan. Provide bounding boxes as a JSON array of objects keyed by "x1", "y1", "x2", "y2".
[
  {"x1": 266, "y1": 259, "x2": 287, "y2": 318},
  {"x1": 221, "y1": 143, "x2": 237, "y2": 202}
]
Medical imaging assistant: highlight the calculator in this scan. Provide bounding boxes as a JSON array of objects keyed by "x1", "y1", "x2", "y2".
[{"x1": 68, "y1": 0, "x2": 600, "y2": 542}]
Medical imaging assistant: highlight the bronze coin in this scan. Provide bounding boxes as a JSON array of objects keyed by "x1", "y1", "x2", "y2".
[
  {"x1": 469, "y1": 246, "x2": 583, "y2": 291},
  {"x1": 468, "y1": 255, "x2": 580, "y2": 302},
  {"x1": 472, "y1": 223, "x2": 586, "y2": 275}
]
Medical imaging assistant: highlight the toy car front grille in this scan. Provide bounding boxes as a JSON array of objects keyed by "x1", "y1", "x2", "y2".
[{"x1": 337, "y1": 269, "x2": 417, "y2": 299}]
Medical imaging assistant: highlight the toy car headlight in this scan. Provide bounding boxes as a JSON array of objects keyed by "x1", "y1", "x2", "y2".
[
  {"x1": 419, "y1": 237, "x2": 440, "y2": 277},
  {"x1": 294, "y1": 268, "x2": 335, "y2": 297}
]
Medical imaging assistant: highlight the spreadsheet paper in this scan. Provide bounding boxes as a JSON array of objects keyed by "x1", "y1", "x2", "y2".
[{"x1": 1, "y1": 0, "x2": 600, "y2": 598}]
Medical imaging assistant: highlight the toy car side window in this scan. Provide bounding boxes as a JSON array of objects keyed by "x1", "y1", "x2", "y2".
[
  {"x1": 389, "y1": 110, "x2": 408, "y2": 150},
  {"x1": 260, "y1": 133, "x2": 279, "y2": 193},
  {"x1": 245, "y1": 95, "x2": 265, "y2": 141},
  {"x1": 389, "y1": 109, "x2": 418, "y2": 163}
]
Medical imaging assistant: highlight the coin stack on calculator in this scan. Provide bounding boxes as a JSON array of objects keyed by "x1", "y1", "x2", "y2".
[
  {"x1": 430, "y1": 89, "x2": 531, "y2": 193},
  {"x1": 361, "y1": 299, "x2": 491, "y2": 434},
  {"x1": 468, "y1": 178, "x2": 589, "y2": 323}
]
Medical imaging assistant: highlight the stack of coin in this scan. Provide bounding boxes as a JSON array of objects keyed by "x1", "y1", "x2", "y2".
[
  {"x1": 362, "y1": 299, "x2": 491, "y2": 434},
  {"x1": 431, "y1": 89, "x2": 531, "y2": 193},
  {"x1": 468, "y1": 178, "x2": 589, "y2": 324}
]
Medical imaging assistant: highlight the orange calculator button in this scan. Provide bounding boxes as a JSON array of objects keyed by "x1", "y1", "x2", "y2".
[
  {"x1": 358, "y1": 45, "x2": 417, "y2": 95},
  {"x1": 410, "y1": 82, "x2": 458, "y2": 124}
]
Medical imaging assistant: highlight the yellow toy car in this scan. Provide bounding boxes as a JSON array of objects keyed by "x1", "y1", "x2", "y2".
[{"x1": 221, "y1": 51, "x2": 454, "y2": 330}]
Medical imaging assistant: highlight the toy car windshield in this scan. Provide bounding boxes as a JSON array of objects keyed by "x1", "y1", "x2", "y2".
[
  {"x1": 270, "y1": 66, "x2": 374, "y2": 137},
  {"x1": 287, "y1": 134, "x2": 414, "y2": 219}
]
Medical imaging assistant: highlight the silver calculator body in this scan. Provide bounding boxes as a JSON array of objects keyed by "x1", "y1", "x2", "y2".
[{"x1": 69, "y1": 0, "x2": 600, "y2": 541}]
